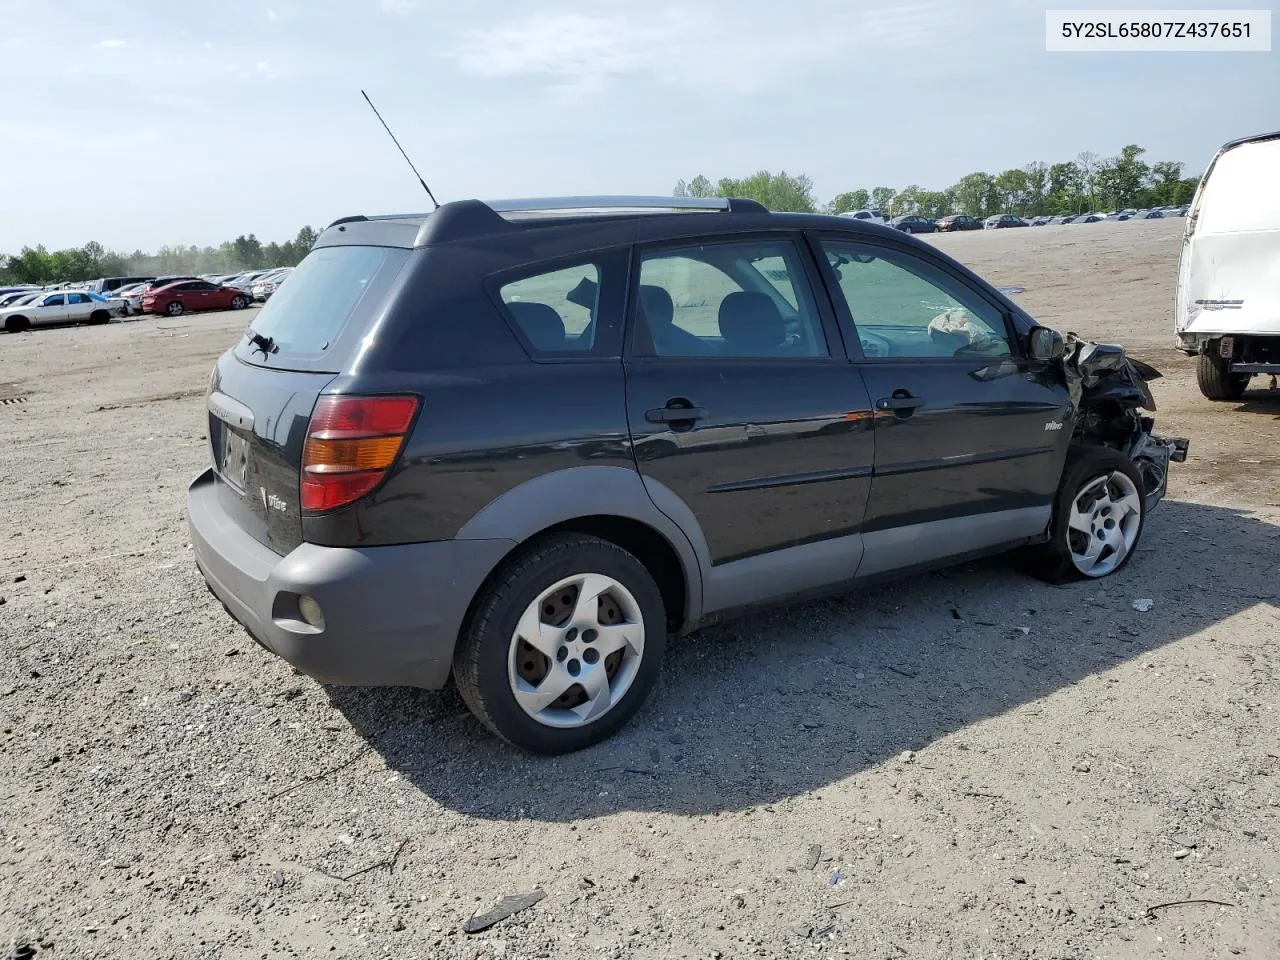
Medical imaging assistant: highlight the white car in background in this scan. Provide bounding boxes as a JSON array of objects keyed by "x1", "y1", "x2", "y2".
[
  {"x1": 838, "y1": 209, "x2": 889, "y2": 226},
  {"x1": 250, "y1": 268, "x2": 293, "y2": 302},
  {"x1": 1, "y1": 290, "x2": 123, "y2": 333}
]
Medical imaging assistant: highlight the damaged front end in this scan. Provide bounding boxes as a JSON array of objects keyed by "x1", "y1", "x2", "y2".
[{"x1": 1061, "y1": 334, "x2": 1190, "y2": 511}]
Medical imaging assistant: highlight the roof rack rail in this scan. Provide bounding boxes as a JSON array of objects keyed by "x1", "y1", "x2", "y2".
[{"x1": 486, "y1": 196, "x2": 763, "y2": 215}]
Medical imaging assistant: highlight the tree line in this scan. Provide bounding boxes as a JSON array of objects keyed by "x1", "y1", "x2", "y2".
[
  {"x1": 0, "y1": 226, "x2": 320, "y2": 286},
  {"x1": 674, "y1": 144, "x2": 1201, "y2": 219}
]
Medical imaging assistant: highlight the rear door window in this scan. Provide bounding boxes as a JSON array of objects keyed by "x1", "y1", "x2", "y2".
[
  {"x1": 634, "y1": 238, "x2": 829, "y2": 358},
  {"x1": 240, "y1": 245, "x2": 410, "y2": 370}
]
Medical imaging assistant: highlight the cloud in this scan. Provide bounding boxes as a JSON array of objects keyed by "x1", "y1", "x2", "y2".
[
  {"x1": 267, "y1": 6, "x2": 279, "y2": 21},
  {"x1": 92, "y1": 38, "x2": 127, "y2": 49},
  {"x1": 450, "y1": 2, "x2": 964, "y2": 97},
  {"x1": 256, "y1": 61, "x2": 277, "y2": 80},
  {"x1": 380, "y1": 0, "x2": 419, "y2": 13}
]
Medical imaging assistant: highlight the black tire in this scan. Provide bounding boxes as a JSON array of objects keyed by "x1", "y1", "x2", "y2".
[
  {"x1": 4, "y1": 315, "x2": 30, "y2": 333},
  {"x1": 453, "y1": 534, "x2": 667, "y2": 754},
  {"x1": 88, "y1": 310, "x2": 110, "y2": 325},
  {"x1": 166, "y1": 301, "x2": 184, "y2": 317},
  {"x1": 1030, "y1": 447, "x2": 1147, "y2": 584},
  {"x1": 1196, "y1": 352, "x2": 1249, "y2": 402},
  {"x1": 231, "y1": 295, "x2": 248, "y2": 310}
]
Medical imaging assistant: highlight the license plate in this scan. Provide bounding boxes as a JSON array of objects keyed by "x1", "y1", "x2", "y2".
[{"x1": 219, "y1": 427, "x2": 250, "y2": 492}]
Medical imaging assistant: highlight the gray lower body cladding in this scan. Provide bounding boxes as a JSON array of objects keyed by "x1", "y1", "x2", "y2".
[{"x1": 187, "y1": 468, "x2": 514, "y2": 689}]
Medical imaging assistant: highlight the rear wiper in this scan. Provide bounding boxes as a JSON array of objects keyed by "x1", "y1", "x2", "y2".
[{"x1": 245, "y1": 329, "x2": 277, "y2": 357}]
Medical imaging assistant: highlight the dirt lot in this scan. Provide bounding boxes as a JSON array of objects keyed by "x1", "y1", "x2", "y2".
[{"x1": 2, "y1": 218, "x2": 1277, "y2": 960}]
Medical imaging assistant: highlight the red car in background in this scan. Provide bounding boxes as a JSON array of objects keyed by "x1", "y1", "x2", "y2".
[{"x1": 142, "y1": 279, "x2": 252, "y2": 317}]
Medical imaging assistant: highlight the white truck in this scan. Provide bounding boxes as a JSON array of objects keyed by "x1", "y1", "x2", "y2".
[{"x1": 1174, "y1": 130, "x2": 1280, "y2": 401}]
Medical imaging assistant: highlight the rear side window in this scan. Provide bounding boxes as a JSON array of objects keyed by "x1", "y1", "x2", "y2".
[
  {"x1": 635, "y1": 238, "x2": 829, "y2": 359},
  {"x1": 499, "y1": 263, "x2": 600, "y2": 354},
  {"x1": 247, "y1": 245, "x2": 408, "y2": 361}
]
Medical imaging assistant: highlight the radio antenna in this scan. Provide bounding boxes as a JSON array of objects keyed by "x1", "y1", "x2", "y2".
[{"x1": 360, "y1": 89, "x2": 439, "y2": 210}]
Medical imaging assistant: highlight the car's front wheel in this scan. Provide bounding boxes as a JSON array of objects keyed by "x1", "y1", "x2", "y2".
[
  {"x1": 231, "y1": 295, "x2": 248, "y2": 310},
  {"x1": 1033, "y1": 448, "x2": 1147, "y2": 583},
  {"x1": 453, "y1": 534, "x2": 666, "y2": 754}
]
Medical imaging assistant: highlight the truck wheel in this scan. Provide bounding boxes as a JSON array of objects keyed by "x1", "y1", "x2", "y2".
[
  {"x1": 1031, "y1": 447, "x2": 1147, "y2": 584},
  {"x1": 453, "y1": 534, "x2": 666, "y2": 754},
  {"x1": 1196, "y1": 353, "x2": 1249, "y2": 402}
]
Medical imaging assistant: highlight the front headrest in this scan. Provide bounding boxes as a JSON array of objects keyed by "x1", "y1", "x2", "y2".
[
  {"x1": 506, "y1": 301, "x2": 565, "y2": 351},
  {"x1": 718, "y1": 291, "x2": 785, "y2": 356}
]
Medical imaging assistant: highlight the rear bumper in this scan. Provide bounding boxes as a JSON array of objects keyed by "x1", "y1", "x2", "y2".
[{"x1": 186, "y1": 468, "x2": 515, "y2": 689}]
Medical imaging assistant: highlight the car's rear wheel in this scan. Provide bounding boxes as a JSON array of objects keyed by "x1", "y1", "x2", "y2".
[
  {"x1": 4, "y1": 315, "x2": 30, "y2": 333},
  {"x1": 1032, "y1": 448, "x2": 1146, "y2": 583},
  {"x1": 1196, "y1": 352, "x2": 1249, "y2": 402},
  {"x1": 166, "y1": 301, "x2": 184, "y2": 317},
  {"x1": 453, "y1": 534, "x2": 666, "y2": 754},
  {"x1": 231, "y1": 295, "x2": 248, "y2": 310},
  {"x1": 88, "y1": 310, "x2": 110, "y2": 325}
]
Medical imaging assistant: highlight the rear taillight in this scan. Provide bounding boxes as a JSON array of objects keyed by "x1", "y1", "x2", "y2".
[{"x1": 301, "y1": 395, "x2": 419, "y2": 513}]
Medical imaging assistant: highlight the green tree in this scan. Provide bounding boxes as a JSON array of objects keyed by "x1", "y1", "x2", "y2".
[
  {"x1": 827, "y1": 189, "x2": 870, "y2": 214},
  {"x1": 294, "y1": 225, "x2": 318, "y2": 254},
  {"x1": 869, "y1": 187, "x2": 896, "y2": 214},
  {"x1": 953, "y1": 172, "x2": 996, "y2": 216},
  {"x1": 1023, "y1": 162, "x2": 1048, "y2": 214},
  {"x1": 715, "y1": 170, "x2": 816, "y2": 212},
  {"x1": 1149, "y1": 160, "x2": 1184, "y2": 205},
  {"x1": 894, "y1": 185, "x2": 922, "y2": 216},
  {"x1": 994, "y1": 168, "x2": 1030, "y2": 214},
  {"x1": 233, "y1": 234, "x2": 264, "y2": 270}
]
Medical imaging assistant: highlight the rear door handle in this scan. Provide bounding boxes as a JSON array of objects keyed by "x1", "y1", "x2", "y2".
[
  {"x1": 646, "y1": 405, "x2": 707, "y2": 423},
  {"x1": 875, "y1": 396, "x2": 925, "y2": 412}
]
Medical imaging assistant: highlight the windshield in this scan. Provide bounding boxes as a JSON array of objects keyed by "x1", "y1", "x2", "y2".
[
  {"x1": 1196, "y1": 138, "x2": 1280, "y2": 235},
  {"x1": 245, "y1": 245, "x2": 409, "y2": 364}
]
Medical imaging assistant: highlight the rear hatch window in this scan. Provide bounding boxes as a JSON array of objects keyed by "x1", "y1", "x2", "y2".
[{"x1": 235, "y1": 245, "x2": 410, "y2": 372}]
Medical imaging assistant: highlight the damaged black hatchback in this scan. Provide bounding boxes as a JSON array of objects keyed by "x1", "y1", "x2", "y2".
[{"x1": 188, "y1": 196, "x2": 1188, "y2": 754}]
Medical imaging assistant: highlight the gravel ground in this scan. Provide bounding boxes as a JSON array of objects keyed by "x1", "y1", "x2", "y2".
[{"x1": 2, "y1": 218, "x2": 1277, "y2": 959}]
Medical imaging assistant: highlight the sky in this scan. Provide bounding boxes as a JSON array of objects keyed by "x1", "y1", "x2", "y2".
[{"x1": 0, "y1": 0, "x2": 1276, "y2": 252}]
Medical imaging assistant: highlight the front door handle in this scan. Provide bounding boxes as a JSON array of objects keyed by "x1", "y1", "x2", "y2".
[
  {"x1": 875, "y1": 395, "x2": 925, "y2": 412},
  {"x1": 646, "y1": 404, "x2": 707, "y2": 424}
]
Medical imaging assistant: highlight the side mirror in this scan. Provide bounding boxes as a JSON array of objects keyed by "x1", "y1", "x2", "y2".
[{"x1": 1028, "y1": 325, "x2": 1065, "y2": 361}]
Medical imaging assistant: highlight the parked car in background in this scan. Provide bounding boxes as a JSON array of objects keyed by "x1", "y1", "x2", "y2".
[
  {"x1": 889, "y1": 215, "x2": 937, "y2": 234},
  {"x1": 88, "y1": 276, "x2": 154, "y2": 295},
  {"x1": 935, "y1": 214, "x2": 983, "y2": 232},
  {"x1": 143, "y1": 280, "x2": 253, "y2": 317},
  {"x1": 1075, "y1": 214, "x2": 1105, "y2": 224},
  {"x1": 250, "y1": 268, "x2": 293, "y2": 301},
  {"x1": 985, "y1": 214, "x2": 1028, "y2": 229},
  {"x1": 222, "y1": 269, "x2": 278, "y2": 293},
  {"x1": 1138, "y1": 209, "x2": 1165, "y2": 219},
  {"x1": 1, "y1": 290, "x2": 119, "y2": 332},
  {"x1": 0, "y1": 290, "x2": 40, "y2": 308},
  {"x1": 838, "y1": 209, "x2": 888, "y2": 226}
]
